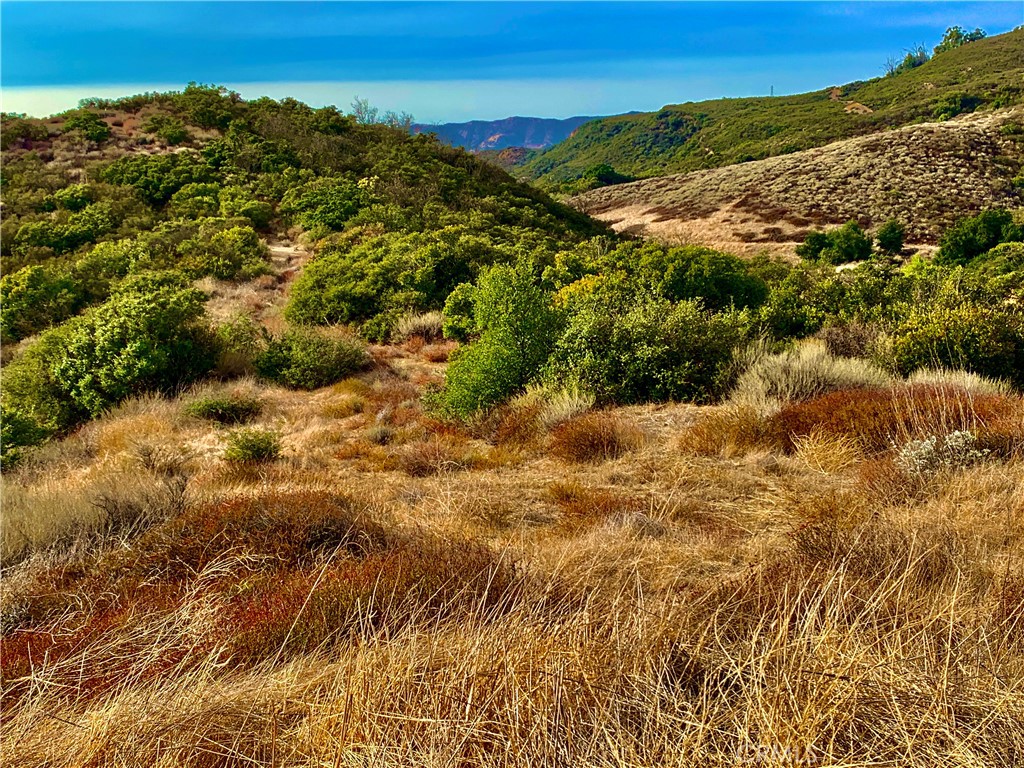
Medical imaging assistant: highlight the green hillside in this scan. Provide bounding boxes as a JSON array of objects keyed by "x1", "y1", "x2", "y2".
[{"x1": 523, "y1": 28, "x2": 1024, "y2": 187}]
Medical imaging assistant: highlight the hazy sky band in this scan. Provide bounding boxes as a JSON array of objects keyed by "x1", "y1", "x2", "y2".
[{"x1": 2, "y1": 1, "x2": 1022, "y2": 121}]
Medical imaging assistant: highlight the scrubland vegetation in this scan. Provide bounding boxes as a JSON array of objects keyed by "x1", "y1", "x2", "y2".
[{"x1": 2, "y1": 73, "x2": 1024, "y2": 765}]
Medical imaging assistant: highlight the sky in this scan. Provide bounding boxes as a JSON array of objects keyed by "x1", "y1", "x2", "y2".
[{"x1": 2, "y1": 1, "x2": 1022, "y2": 123}]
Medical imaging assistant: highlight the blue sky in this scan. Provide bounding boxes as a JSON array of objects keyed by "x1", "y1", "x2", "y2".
[{"x1": 2, "y1": 1, "x2": 1022, "y2": 122}]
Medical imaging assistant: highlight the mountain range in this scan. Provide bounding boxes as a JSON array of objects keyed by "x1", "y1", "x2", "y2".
[{"x1": 411, "y1": 115, "x2": 598, "y2": 151}]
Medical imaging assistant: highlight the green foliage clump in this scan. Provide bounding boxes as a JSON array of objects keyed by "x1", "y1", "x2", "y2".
[
  {"x1": 933, "y1": 26, "x2": 987, "y2": 56},
  {"x1": 218, "y1": 186, "x2": 273, "y2": 229},
  {"x1": 0, "y1": 405, "x2": 51, "y2": 468},
  {"x1": 255, "y1": 328, "x2": 369, "y2": 390},
  {"x1": 885, "y1": 303, "x2": 1024, "y2": 387},
  {"x1": 438, "y1": 262, "x2": 559, "y2": 417},
  {"x1": 0, "y1": 265, "x2": 83, "y2": 342},
  {"x1": 875, "y1": 219, "x2": 906, "y2": 256},
  {"x1": 222, "y1": 427, "x2": 281, "y2": 462},
  {"x1": 2, "y1": 276, "x2": 217, "y2": 434},
  {"x1": 61, "y1": 110, "x2": 111, "y2": 143},
  {"x1": 169, "y1": 182, "x2": 221, "y2": 218},
  {"x1": 280, "y1": 178, "x2": 367, "y2": 232},
  {"x1": 99, "y1": 152, "x2": 216, "y2": 207},
  {"x1": 51, "y1": 184, "x2": 95, "y2": 212},
  {"x1": 441, "y1": 282, "x2": 478, "y2": 342},
  {"x1": 937, "y1": 209, "x2": 1024, "y2": 266},
  {"x1": 546, "y1": 288, "x2": 749, "y2": 405},
  {"x1": 797, "y1": 221, "x2": 873, "y2": 264},
  {"x1": 186, "y1": 393, "x2": 263, "y2": 424},
  {"x1": 622, "y1": 242, "x2": 768, "y2": 310},
  {"x1": 140, "y1": 114, "x2": 191, "y2": 145},
  {"x1": 177, "y1": 224, "x2": 269, "y2": 280}
]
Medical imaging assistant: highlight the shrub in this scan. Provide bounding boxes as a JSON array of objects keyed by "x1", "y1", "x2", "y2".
[
  {"x1": 441, "y1": 283, "x2": 477, "y2": 341},
  {"x1": 884, "y1": 304, "x2": 1024, "y2": 388},
  {"x1": 896, "y1": 430, "x2": 988, "y2": 476},
  {"x1": 0, "y1": 406, "x2": 51, "y2": 469},
  {"x1": 49, "y1": 281, "x2": 217, "y2": 417},
  {"x1": 0, "y1": 265, "x2": 83, "y2": 342},
  {"x1": 818, "y1": 321, "x2": 881, "y2": 359},
  {"x1": 548, "y1": 412, "x2": 643, "y2": 463},
  {"x1": 936, "y1": 209, "x2": 1023, "y2": 267},
  {"x1": 140, "y1": 114, "x2": 190, "y2": 145},
  {"x1": 223, "y1": 427, "x2": 281, "y2": 462},
  {"x1": 547, "y1": 291, "x2": 748, "y2": 405},
  {"x1": 62, "y1": 110, "x2": 111, "y2": 142},
  {"x1": 214, "y1": 313, "x2": 266, "y2": 377},
  {"x1": 177, "y1": 224, "x2": 269, "y2": 280},
  {"x1": 255, "y1": 327, "x2": 369, "y2": 390},
  {"x1": 626, "y1": 243, "x2": 768, "y2": 310},
  {"x1": 875, "y1": 219, "x2": 905, "y2": 256},
  {"x1": 185, "y1": 393, "x2": 263, "y2": 424},
  {"x1": 280, "y1": 177, "x2": 366, "y2": 231},
  {"x1": 438, "y1": 262, "x2": 560, "y2": 418},
  {"x1": 797, "y1": 221, "x2": 872, "y2": 264},
  {"x1": 730, "y1": 341, "x2": 892, "y2": 413}
]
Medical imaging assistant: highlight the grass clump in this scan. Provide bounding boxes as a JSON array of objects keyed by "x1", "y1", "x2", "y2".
[
  {"x1": 394, "y1": 311, "x2": 444, "y2": 342},
  {"x1": 185, "y1": 393, "x2": 262, "y2": 424},
  {"x1": 222, "y1": 427, "x2": 282, "y2": 463},
  {"x1": 731, "y1": 340, "x2": 892, "y2": 414},
  {"x1": 549, "y1": 411, "x2": 644, "y2": 463}
]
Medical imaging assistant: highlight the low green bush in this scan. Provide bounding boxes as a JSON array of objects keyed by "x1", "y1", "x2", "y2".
[
  {"x1": 797, "y1": 221, "x2": 873, "y2": 264},
  {"x1": 255, "y1": 328, "x2": 369, "y2": 390},
  {"x1": 937, "y1": 209, "x2": 1023, "y2": 266},
  {"x1": 223, "y1": 427, "x2": 281, "y2": 462},
  {"x1": 884, "y1": 303, "x2": 1024, "y2": 387},
  {"x1": 186, "y1": 393, "x2": 263, "y2": 424}
]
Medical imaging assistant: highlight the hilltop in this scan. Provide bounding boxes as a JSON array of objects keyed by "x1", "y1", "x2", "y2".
[
  {"x1": 413, "y1": 114, "x2": 598, "y2": 151},
  {"x1": 573, "y1": 106, "x2": 1024, "y2": 255},
  {"x1": 523, "y1": 28, "x2": 1024, "y2": 187}
]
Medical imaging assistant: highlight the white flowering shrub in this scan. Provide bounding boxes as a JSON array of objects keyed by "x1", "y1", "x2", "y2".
[{"x1": 896, "y1": 430, "x2": 988, "y2": 475}]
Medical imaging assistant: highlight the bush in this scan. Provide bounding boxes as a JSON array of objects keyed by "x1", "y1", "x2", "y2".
[
  {"x1": 280, "y1": 177, "x2": 366, "y2": 231},
  {"x1": 0, "y1": 265, "x2": 83, "y2": 342},
  {"x1": 624, "y1": 243, "x2": 768, "y2": 310},
  {"x1": 884, "y1": 304, "x2": 1024, "y2": 388},
  {"x1": 797, "y1": 221, "x2": 872, "y2": 264},
  {"x1": 186, "y1": 393, "x2": 263, "y2": 424},
  {"x1": 547, "y1": 289, "x2": 748, "y2": 405},
  {"x1": 177, "y1": 224, "x2": 269, "y2": 280},
  {"x1": 0, "y1": 406, "x2": 51, "y2": 469},
  {"x1": 223, "y1": 427, "x2": 281, "y2": 462},
  {"x1": 937, "y1": 209, "x2": 1023, "y2": 267},
  {"x1": 140, "y1": 114, "x2": 190, "y2": 145},
  {"x1": 255, "y1": 327, "x2": 369, "y2": 390},
  {"x1": 438, "y1": 262, "x2": 560, "y2": 417},
  {"x1": 548, "y1": 412, "x2": 643, "y2": 463},
  {"x1": 875, "y1": 219, "x2": 905, "y2": 256},
  {"x1": 62, "y1": 110, "x2": 111, "y2": 142},
  {"x1": 214, "y1": 313, "x2": 266, "y2": 377},
  {"x1": 45, "y1": 279, "x2": 216, "y2": 417}
]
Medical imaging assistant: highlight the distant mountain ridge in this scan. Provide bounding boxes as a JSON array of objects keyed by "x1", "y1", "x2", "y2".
[
  {"x1": 412, "y1": 115, "x2": 599, "y2": 151},
  {"x1": 524, "y1": 28, "x2": 1024, "y2": 186}
]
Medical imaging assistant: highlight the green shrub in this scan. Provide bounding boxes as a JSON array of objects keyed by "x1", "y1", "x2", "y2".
[
  {"x1": 140, "y1": 114, "x2": 191, "y2": 145},
  {"x1": 223, "y1": 427, "x2": 281, "y2": 462},
  {"x1": 62, "y1": 110, "x2": 111, "y2": 142},
  {"x1": 169, "y1": 182, "x2": 220, "y2": 218},
  {"x1": 280, "y1": 177, "x2": 366, "y2": 231},
  {"x1": 937, "y1": 209, "x2": 1024, "y2": 266},
  {"x1": 441, "y1": 283, "x2": 478, "y2": 342},
  {"x1": 215, "y1": 313, "x2": 267, "y2": 377},
  {"x1": 797, "y1": 221, "x2": 872, "y2": 264},
  {"x1": 547, "y1": 289, "x2": 749, "y2": 405},
  {"x1": 885, "y1": 303, "x2": 1024, "y2": 387},
  {"x1": 0, "y1": 405, "x2": 51, "y2": 469},
  {"x1": 0, "y1": 265, "x2": 83, "y2": 342},
  {"x1": 438, "y1": 262, "x2": 559, "y2": 417},
  {"x1": 186, "y1": 393, "x2": 263, "y2": 424},
  {"x1": 625, "y1": 243, "x2": 767, "y2": 310},
  {"x1": 51, "y1": 184, "x2": 95, "y2": 212},
  {"x1": 255, "y1": 328, "x2": 369, "y2": 390},
  {"x1": 177, "y1": 224, "x2": 269, "y2": 280},
  {"x1": 875, "y1": 219, "x2": 906, "y2": 256},
  {"x1": 49, "y1": 280, "x2": 217, "y2": 417}
]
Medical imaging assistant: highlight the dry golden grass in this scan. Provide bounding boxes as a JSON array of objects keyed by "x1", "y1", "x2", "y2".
[{"x1": 3, "y1": 359, "x2": 1024, "y2": 767}]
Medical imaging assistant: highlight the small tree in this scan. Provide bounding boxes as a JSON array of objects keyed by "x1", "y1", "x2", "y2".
[
  {"x1": 875, "y1": 219, "x2": 906, "y2": 257},
  {"x1": 934, "y1": 26, "x2": 986, "y2": 56}
]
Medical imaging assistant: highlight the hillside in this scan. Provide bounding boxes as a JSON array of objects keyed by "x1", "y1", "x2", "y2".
[
  {"x1": 412, "y1": 114, "x2": 598, "y2": 151},
  {"x1": 524, "y1": 28, "x2": 1024, "y2": 186},
  {"x1": 573, "y1": 106, "x2": 1024, "y2": 255}
]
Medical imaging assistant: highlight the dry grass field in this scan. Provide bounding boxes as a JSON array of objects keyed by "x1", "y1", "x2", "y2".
[
  {"x1": 3, "y1": 336, "x2": 1023, "y2": 766},
  {"x1": 572, "y1": 107, "x2": 1024, "y2": 257}
]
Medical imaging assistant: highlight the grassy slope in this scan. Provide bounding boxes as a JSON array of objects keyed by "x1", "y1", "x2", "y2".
[
  {"x1": 2, "y1": 350, "x2": 1024, "y2": 765},
  {"x1": 523, "y1": 29, "x2": 1024, "y2": 184},
  {"x1": 572, "y1": 106, "x2": 1024, "y2": 252}
]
